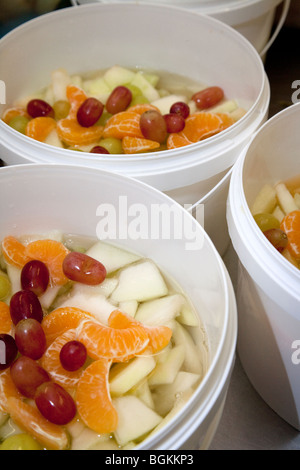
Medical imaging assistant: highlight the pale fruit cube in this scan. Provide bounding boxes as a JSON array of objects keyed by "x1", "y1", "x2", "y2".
[
  {"x1": 113, "y1": 396, "x2": 162, "y2": 446},
  {"x1": 172, "y1": 322, "x2": 203, "y2": 375},
  {"x1": 86, "y1": 241, "x2": 141, "y2": 274},
  {"x1": 71, "y1": 277, "x2": 118, "y2": 298},
  {"x1": 134, "y1": 293, "x2": 184, "y2": 326},
  {"x1": 294, "y1": 192, "x2": 300, "y2": 209},
  {"x1": 118, "y1": 300, "x2": 138, "y2": 317},
  {"x1": 110, "y1": 260, "x2": 168, "y2": 303},
  {"x1": 151, "y1": 94, "x2": 187, "y2": 115},
  {"x1": 6, "y1": 264, "x2": 21, "y2": 295},
  {"x1": 251, "y1": 184, "x2": 277, "y2": 215},
  {"x1": 272, "y1": 205, "x2": 285, "y2": 223},
  {"x1": 209, "y1": 99, "x2": 238, "y2": 114},
  {"x1": 57, "y1": 292, "x2": 117, "y2": 325},
  {"x1": 148, "y1": 345, "x2": 185, "y2": 386},
  {"x1": 275, "y1": 182, "x2": 299, "y2": 214},
  {"x1": 104, "y1": 65, "x2": 135, "y2": 89},
  {"x1": 44, "y1": 129, "x2": 64, "y2": 148},
  {"x1": 176, "y1": 301, "x2": 199, "y2": 327},
  {"x1": 132, "y1": 380, "x2": 155, "y2": 409},
  {"x1": 109, "y1": 356, "x2": 156, "y2": 396},
  {"x1": 153, "y1": 371, "x2": 200, "y2": 416},
  {"x1": 51, "y1": 68, "x2": 71, "y2": 102},
  {"x1": 83, "y1": 76, "x2": 111, "y2": 103},
  {"x1": 131, "y1": 72, "x2": 160, "y2": 102},
  {"x1": 39, "y1": 285, "x2": 61, "y2": 309}
]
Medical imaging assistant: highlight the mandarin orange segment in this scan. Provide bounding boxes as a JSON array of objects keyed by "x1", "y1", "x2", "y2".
[
  {"x1": 66, "y1": 85, "x2": 88, "y2": 120},
  {"x1": 76, "y1": 358, "x2": 118, "y2": 434},
  {"x1": 0, "y1": 369, "x2": 22, "y2": 413},
  {"x1": 280, "y1": 210, "x2": 300, "y2": 260},
  {"x1": 41, "y1": 307, "x2": 93, "y2": 346},
  {"x1": 182, "y1": 112, "x2": 222, "y2": 142},
  {"x1": 215, "y1": 112, "x2": 235, "y2": 131},
  {"x1": 26, "y1": 117, "x2": 57, "y2": 142},
  {"x1": 77, "y1": 318, "x2": 149, "y2": 362},
  {"x1": 122, "y1": 136, "x2": 160, "y2": 154},
  {"x1": 108, "y1": 310, "x2": 172, "y2": 355},
  {"x1": 167, "y1": 133, "x2": 192, "y2": 150},
  {"x1": 102, "y1": 111, "x2": 143, "y2": 139},
  {"x1": 1, "y1": 235, "x2": 31, "y2": 268},
  {"x1": 25, "y1": 239, "x2": 70, "y2": 286},
  {"x1": 57, "y1": 118, "x2": 104, "y2": 146},
  {"x1": 0, "y1": 301, "x2": 12, "y2": 334},
  {"x1": 6, "y1": 397, "x2": 70, "y2": 450},
  {"x1": 2, "y1": 107, "x2": 30, "y2": 125},
  {"x1": 127, "y1": 103, "x2": 160, "y2": 115},
  {"x1": 41, "y1": 329, "x2": 84, "y2": 389}
]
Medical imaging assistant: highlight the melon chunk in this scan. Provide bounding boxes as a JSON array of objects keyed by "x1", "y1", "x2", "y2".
[
  {"x1": 68, "y1": 419, "x2": 111, "y2": 450},
  {"x1": 113, "y1": 395, "x2": 162, "y2": 446},
  {"x1": 86, "y1": 241, "x2": 141, "y2": 274},
  {"x1": 132, "y1": 380, "x2": 155, "y2": 409},
  {"x1": 104, "y1": 65, "x2": 135, "y2": 89},
  {"x1": 109, "y1": 356, "x2": 156, "y2": 396},
  {"x1": 131, "y1": 72, "x2": 160, "y2": 102},
  {"x1": 51, "y1": 68, "x2": 71, "y2": 102},
  {"x1": 176, "y1": 301, "x2": 199, "y2": 327},
  {"x1": 110, "y1": 260, "x2": 168, "y2": 303},
  {"x1": 148, "y1": 345, "x2": 185, "y2": 386},
  {"x1": 250, "y1": 184, "x2": 277, "y2": 215},
  {"x1": 6, "y1": 264, "x2": 21, "y2": 295},
  {"x1": 172, "y1": 322, "x2": 203, "y2": 375},
  {"x1": 57, "y1": 291, "x2": 117, "y2": 325},
  {"x1": 71, "y1": 277, "x2": 118, "y2": 298},
  {"x1": 151, "y1": 94, "x2": 187, "y2": 115},
  {"x1": 118, "y1": 300, "x2": 138, "y2": 317},
  {"x1": 135, "y1": 293, "x2": 184, "y2": 326}
]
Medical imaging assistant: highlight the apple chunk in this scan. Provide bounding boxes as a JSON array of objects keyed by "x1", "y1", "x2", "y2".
[
  {"x1": 86, "y1": 241, "x2": 141, "y2": 274},
  {"x1": 113, "y1": 395, "x2": 162, "y2": 446},
  {"x1": 135, "y1": 293, "x2": 184, "y2": 326},
  {"x1": 110, "y1": 260, "x2": 168, "y2": 303},
  {"x1": 148, "y1": 345, "x2": 185, "y2": 386},
  {"x1": 109, "y1": 356, "x2": 156, "y2": 396}
]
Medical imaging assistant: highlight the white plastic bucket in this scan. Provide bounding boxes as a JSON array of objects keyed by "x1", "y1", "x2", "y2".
[
  {"x1": 0, "y1": 163, "x2": 237, "y2": 449},
  {"x1": 0, "y1": 3, "x2": 270, "y2": 255},
  {"x1": 71, "y1": 0, "x2": 291, "y2": 58},
  {"x1": 227, "y1": 102, "x2": 300, "y2": 430}
]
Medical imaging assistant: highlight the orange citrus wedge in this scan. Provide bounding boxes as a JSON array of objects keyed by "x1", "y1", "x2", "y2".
[
  {"x1": 66, "y1": 85, "x2": 88, "y2": 120},
  {"x1": 122, "y1": 136, "x2": 160, "y2": 154},
  {"x1": 40, "y1": 329, "x2": 84, "y2": 390},
  {"x1": 0, "y1": 369, "x2": 22, "y2": 413},
  {"x1": 127, "y1": 103, "x2": 160, "y2": 115},
  {"x1": 57, "y1": 118, "x2": 104, "y2": 146},
  {"x1": 1, "y1": 235, "x2": 31, "y2": 268},
  {"x1": 102, "y1": 111, "x2": 143, "y2": 139},
  {"x1": 182, "y1": 112, "x2": 222, "y2": 142},
  {"x1": 41, "y1": 306, "x2": 93, "y2": 347},
  {"x1": 6, "y1": 397, "x2": 70, "y2": 450},
  {"x1": 77, "y1": 317, "x2": 149, "y2": 362},
  {"x1": 26, "y1": 117, "x2": 57, "y2": 142},
  {"x1": 280, "y1": 210, "x2": 300, "y2": 260},
  {"x1": 0, "y1": 301, "x2": 12, "y2": 334},
  {"x1": 25, "y1": 239, "x2": 70, "y2": 286},
  {"x1": 76, "y1": 358, "x2": 118, "y2": 434},
  {"x1": 2, "y1": 107, "x2": 30, "y2": 125},
  {"x1": 167, "y1": 133, "x2": 192, "y2": 150}
]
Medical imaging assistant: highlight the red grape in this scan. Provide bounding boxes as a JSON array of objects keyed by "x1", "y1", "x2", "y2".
[
  {"x1": 77, "y1": 97, "x2": 104, "y2": 127},
  {"x1": 140, "y1": 110, "x2": 167, "y2": 143},
  {"x1": 0, "y1": 334, "x2": 18, "y2": 371},
  {"x1": 27, "y1": 99, "x2": 54, "y2": 119},
  {"x1": 164, "y1": 113, "x2": 185, "y2": 133},
  {"x1": 62, "y1": 251, "x2": 107, "y2": 285},
  {"x1": 106, "y1": 86, "x2": 132, "y2": 115},
  {"x1": 90, "y1": 146, "x2": 110, "y2": 154},
  {"x1": 10, "y1": 356, "x2": 50, "y2": 398},
  {"x1": 60, "y1": 340, "x2": 87, "y2": 371},
  {"x1": 170, "y1": 101, "x2": 190, "y2": 119},
  {"x1": 21, "y1": 260, "x2": 49, "y2": 296},
  {"x1": 35, "y1": 382, "x2": 76, "y2": 425},
  {"x1": 263, "y1": 228, "x2": 288, "y2": 253},
  {"x1": 192, "y1": 86, "x2": 224, "y2": 110},
  {"x1": 14, "y1": 318, "x2": 46, "y2": 360},
  {"x1": 9, "y1": 290, "x2": 43, "y2": 325}
]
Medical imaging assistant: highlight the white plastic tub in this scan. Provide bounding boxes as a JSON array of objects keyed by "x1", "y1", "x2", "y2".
[
  {"x1": 227, "y1": 103, "x2": 300, "y2": 430},
  {"x1": 0, "y1": 163, "x2": 237, "y2": 449},
  {"x1": 0, "y1": 3, "x2": 270, "y2": 255},
  {"x1": 71, "y1": 0, "x2": 291, "y2": 57}
]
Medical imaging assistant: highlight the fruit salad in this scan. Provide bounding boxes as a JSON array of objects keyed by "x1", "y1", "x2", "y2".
[
  {"x1": 0, "y1": 232, "x2": 207, "y2": 450},
  {"x1": 1, "y1": 66, "x2": 246, "y2": 154},
  {"x1": 251, "y1": 177, "x2": 300, "y2": 269}
]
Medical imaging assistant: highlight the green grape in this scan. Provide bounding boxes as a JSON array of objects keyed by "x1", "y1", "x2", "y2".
[
  {"x1": 124, "y1": 84, "x2": 143, "y2": 100},
  {"x1": 130, "y1": 94, "x2": 149, "y2": 106},
  {"x1": 96, "y1": 111, "x2": 112, "y2": 126},
  {"x1": 53, "y1": 100, "x2": 71, "y2": 120},
  {"x1": 0, "y1": 433, "x2": 42, "y2": 450},
  {"x1": 253, "y1": 213, "x2": 280, "y2": 232},
  {"x1": 0, "y1": 273, "x2": 11, "y2": 301},
  {"x1": 8, "y1": 116, "x2": 30, "y2": 135},
  {"x1": 99, "y1": 137, "x2": 123, "y2": 154}
]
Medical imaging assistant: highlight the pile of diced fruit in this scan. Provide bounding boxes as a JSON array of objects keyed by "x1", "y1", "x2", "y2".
[
  {"x1": 0, "y1": 232, "x2": 206, "y2": 450},
  {"x1": 1, "y1": 66, "x2": 246, "y2": 154},
  {"x1": 251, "y1": 179, "x2": 300, "y2": 269}
]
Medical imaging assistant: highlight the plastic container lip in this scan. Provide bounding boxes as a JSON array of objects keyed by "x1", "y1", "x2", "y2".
[
  {"x1": 0, "y1": 2, "x2": 266, "y2": 162},
  {"x1": 229, "y1": 125, "x2": 300, "y2": 304}
]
